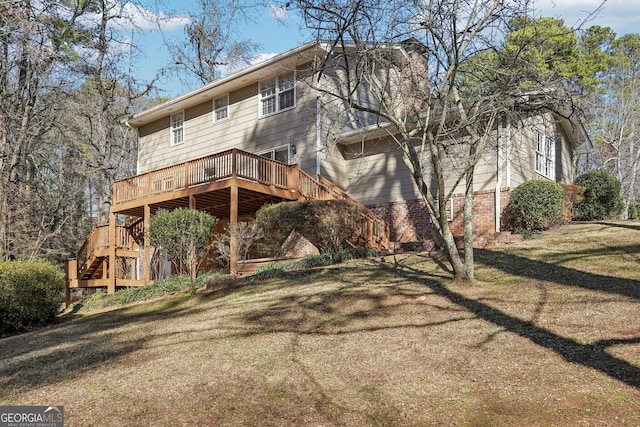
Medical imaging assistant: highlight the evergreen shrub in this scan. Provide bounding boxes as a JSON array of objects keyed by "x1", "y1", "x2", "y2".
[
  {"x1": 0, "y1": 260, "x2": 65, "y2": 333},
  {"x1": 573, "y1": 170, "x2": 621, "y2": 220},
  {"x1": 506, "y1": 179, "x2": 565, "y2": 232}
]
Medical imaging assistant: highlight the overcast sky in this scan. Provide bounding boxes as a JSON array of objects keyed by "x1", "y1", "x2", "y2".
[{"x1": 124, "y1": 0, "x2": 640, "y2": 96}]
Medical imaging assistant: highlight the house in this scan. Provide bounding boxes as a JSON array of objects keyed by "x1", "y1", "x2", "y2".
[{"x1": 64, "y1": 40, "x2": 592, "y2": 302}]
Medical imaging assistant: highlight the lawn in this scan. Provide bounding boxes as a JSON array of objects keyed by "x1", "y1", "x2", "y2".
[{"x1": 1, "y1": 221, "x2": 640, "y2": 426}]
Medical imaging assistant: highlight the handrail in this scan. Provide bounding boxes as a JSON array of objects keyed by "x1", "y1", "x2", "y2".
[
  {"x1": 113, "y1": 149, "x2": 292, "y2": 205},
  {"x1": 76, "y1": 225, "x2": 139, "y2": 278}
]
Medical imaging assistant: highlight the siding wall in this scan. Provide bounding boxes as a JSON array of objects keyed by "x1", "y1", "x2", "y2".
[{"x1": 137, "y1": 67, "x2": 318, "y2": 175}]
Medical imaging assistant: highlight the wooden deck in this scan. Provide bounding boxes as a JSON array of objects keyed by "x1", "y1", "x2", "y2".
[{"x1": 66, "y1": 148, "x2": 390, "y2": 305}]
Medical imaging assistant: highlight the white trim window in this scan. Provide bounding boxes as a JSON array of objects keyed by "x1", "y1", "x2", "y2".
[
  {"x1": 213, "y1": 94, "x2": 229, "y2": 123},
  {"x1": 535, "y1": 130, "x2": 554, "y2": 179},
  {"x1": 171, "y1": 111, "x2": 184, "y2": 146},
  {"x1": 259, "y1": 145, "x2": 291, "y2": 164},
  {"x1": 431, "y1": 198, "x2": 454, "y2": 223},
  {"x1": 259, "y1": 72, "x2": 295, "y2": 117}
]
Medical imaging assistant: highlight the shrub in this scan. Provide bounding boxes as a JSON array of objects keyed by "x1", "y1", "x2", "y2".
[
  {"x1": 573, "y1": 170, "x2": 622, "y2": 221},
  {"x1": 0, "y1": 260, "x2": 65, "y2": 333},
  {"x1": 254, "y1": 200, "x2": 366, "y2": 255},
  {"x1": 253, "y1": 201, "x2": 308, "y2": 257},
  {"x1": 148, "y1": 208, "x2": 218, "y2": 294},
  {"x1": 506, "y1": 179, "x2": 565, "y2": 232}
]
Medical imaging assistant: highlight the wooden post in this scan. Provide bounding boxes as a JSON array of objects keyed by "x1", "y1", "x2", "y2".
[
  {"x1": 143, "y1": 204, "x2": 151, "y2": 285},
  {"x1": 108, "y1": 212, "x2": 116, "y2": 294},
  {"x1": 289, "y1": 165, "x2": 300, "y2": 195},
  {"x1": 64, "y1": 260, "x2": 72, "y2": 308},
  {"x1": 230, "y1": 185, "x2": 238, "y2": 275}
]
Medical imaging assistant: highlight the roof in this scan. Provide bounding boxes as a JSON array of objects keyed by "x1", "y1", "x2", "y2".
[
  {"x1": 125, "y1": 40, "x2": 412, "y2": 128},
  {"x1": 125, "y1": 41, "x2": 325, "y2": 128}
]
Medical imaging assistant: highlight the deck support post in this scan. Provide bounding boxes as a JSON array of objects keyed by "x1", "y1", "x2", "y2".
[
  {"x1": 230, "y1": 185, "x2": 238, "y2": 275},
  {"x1": 108, "y1": 211, "x2": 116, "y2": 294},
  {"x1": 143, "y1": 204, "x2": 151, "y2": 284}
]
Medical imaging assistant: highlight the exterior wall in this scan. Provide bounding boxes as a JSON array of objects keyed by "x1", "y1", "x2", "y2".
[
  {"x1": 368, "y1": 188, "x2": 512, "y2": 248},
  {"x1": 323, "y1": 137, "x2": 422, "y2": 206},
  {"x1": 137, "y1": 66, "x2": 318, "y2": 176},
  {"x1": 131, "y1": 49, "x2": 580, "y2": 248},
  {"x1": 506, "y1": 112, "x2": 575, "y2": 188}
]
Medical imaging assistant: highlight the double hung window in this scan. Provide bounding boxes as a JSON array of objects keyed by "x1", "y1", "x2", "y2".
[
  {"x1": 171, "y1": 112, "x2": 184, "y2": 146},
  {"x1": 535, "y1": 130, "x2": 554, "y2": 179},
  {"x1": 213, "y1": 95, "x2": 228, "y2": 122},
  {"x1": 260, "y1": 72, "x2": 295, "y2": 116}
]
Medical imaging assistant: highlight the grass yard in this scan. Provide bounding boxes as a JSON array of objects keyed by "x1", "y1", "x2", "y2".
[{"x1": 1, "y1": 221, "x2": 640, "y2": 426}]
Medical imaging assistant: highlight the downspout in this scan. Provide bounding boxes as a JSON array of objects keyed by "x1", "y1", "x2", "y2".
[
  {"x1": 495, "y1": 118, "x2": 503, "y2": 233},
  {"x1": 123, "y1": 118, "x2": 141, "y2": 280},
  {"x1": 315, "y1": 78, "x2": 322, "y2": 177},
  {"x1": 506, "y1": 119, "x2": 512, "y2": 188}
]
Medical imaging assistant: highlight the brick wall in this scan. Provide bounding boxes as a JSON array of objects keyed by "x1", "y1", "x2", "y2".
[{"x1": 367, "y1": 188, "x2": 512, "y2": 246}]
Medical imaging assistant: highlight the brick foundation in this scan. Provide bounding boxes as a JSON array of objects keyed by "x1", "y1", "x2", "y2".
[{"x1": 367, "y1": 188, "x2": 513, "y2": 249}]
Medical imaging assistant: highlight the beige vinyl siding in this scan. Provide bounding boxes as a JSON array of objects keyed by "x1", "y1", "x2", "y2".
[
  {"x1": 324, "y1": 137, "x2": 423, "y2": 206},
  {"x1": 323, "y1": 131, "x2": 508, "y2": 206},
  {"x1": 137, "y1": 76, "x2": 317, "y2": 174},
  {"x1": 555, "y1": 124, "x2": 574, "y2": 182}
]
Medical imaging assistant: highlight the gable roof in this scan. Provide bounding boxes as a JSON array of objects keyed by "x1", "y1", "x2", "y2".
[{"x1": 125, "y1": 41, "x2": 325, "y2": 128}]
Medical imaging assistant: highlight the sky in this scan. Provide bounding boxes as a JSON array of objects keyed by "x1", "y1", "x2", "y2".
[{"x1": 120, "y1": 0, "x2": 640, "y2": 98}]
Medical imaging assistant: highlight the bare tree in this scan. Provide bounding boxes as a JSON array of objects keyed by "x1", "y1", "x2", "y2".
[
  {"x1": 67, "y1": 0, "x2": 157, "y2": 225},
  {"x1": 0, "y1": 0, "x2": 95, "y2": 260},
  {"x1": 584, "y1": 33, "x2": 640, "y2": 219},
  {"x1": 292, "y1": 0, "x2": 541, "y2": 281},
  {"x1": 156, "y1": 0, "x2": 265, "y2": 86}
]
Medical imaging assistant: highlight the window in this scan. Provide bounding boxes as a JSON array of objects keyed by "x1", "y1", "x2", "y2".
[
  {"x1": 535, "y1": 130, "x2": 554, "y2": 179},
  {"x1": 213, "y1": 95, "x2": 228, "y2": 122},
  {"x1": 171, "y1": 112, "x2": 184, "y2": 146},
  {"x1": 259, "y1": 72, "x2": 295, "y2": 116},
  {"x1": 430, "y1": 198, "x2": 454, "y2": 223},
  {"x1": 259, "y1": 146, "x2": 290, "y2": 164}
]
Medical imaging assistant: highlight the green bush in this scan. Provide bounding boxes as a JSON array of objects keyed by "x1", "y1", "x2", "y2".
[
  {"x1": 148, "y1": 208, "x2": 218, "y2": 294},
  {"x1": 573, "y1": 170, "x2": 622, "y2": 220},
  {"x1": 253, "y1": 201, "x2": 309, "y2": 257},
  {"x1": 254, "y1": 200, "x2": 366, "y2": 256},
  {"x1": 506, "y1": 179, "x2": 565, "y2": 232},
  {"x1": 0, "y1": 260, "x2": 65, "y2": 333}
]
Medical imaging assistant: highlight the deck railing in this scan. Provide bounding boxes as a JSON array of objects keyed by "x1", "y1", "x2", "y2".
[
  {"x1": 111, "y1": 148, "x2": 390, "y2": 251},
  {"x1": 114, "y1": 149, "x2": 293, "y2": 205},
  {"x1": 76, "y1": 224, "x2": 139, "y2": 278}
]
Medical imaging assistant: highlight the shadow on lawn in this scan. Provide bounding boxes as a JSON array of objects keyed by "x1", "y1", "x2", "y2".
[
  {"x1": 3, "y1": 249, "x2": 640, "y2": 398},
  {"x1": 386, "y1": 261, "x2": 640, "y2": 390},
  {"x1": 596, "y1": 220, "x2": 640, "y2": 231},
  {"x1": 0, "y1": 295, "x2": 199, "y2": 397},
  {"x1": 475, "y1": 247, "x2": 640, "y2": 301},
  {"x1": 238, "y1": 257, "x2": 640, "y2": 391}
]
